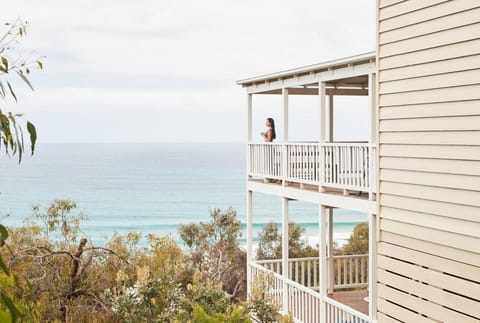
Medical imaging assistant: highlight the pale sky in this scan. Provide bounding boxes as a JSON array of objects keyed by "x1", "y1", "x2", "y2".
[{"x1": 4, "y1": 0, "x2": 375, "y2": 143}]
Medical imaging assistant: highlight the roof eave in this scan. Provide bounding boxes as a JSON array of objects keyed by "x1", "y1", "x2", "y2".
[{"x1": 236, "y1": 51, "x2": 376, "y2": 86}]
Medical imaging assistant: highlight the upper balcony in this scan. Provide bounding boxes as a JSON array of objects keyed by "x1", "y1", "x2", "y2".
[
  {"x1": 248, "y1": 141, "x2": 376, "y2": 197},
  {"x1": 238, "y1": 53, "x2": 377, "y2": 208}
]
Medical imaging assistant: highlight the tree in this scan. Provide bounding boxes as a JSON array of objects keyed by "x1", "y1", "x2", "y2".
[
  {"x1": 256, "y1": 221, "x2": 318, "y2": 260},
  {"x1": 179, "y1": 208, "x2": 247, "y2": 301},
  {"x1": 341, "y1": 222, "x2": 368, "y2": 255}
]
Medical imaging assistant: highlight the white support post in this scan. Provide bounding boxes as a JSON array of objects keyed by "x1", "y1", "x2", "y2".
[
  {"x1": 247, "y1": 93, "x2": 253, "y2": 180},
  {"x1": 319, "y1": 82, "x2": 326, "y2": 192},
  {"x1": 328, "y1": 94, "x2": 334, "y2": 142},
  {"x1": 246, "y1": 190, "x2": 253, "y2": 300},
  {"x1": 368, "y1": 213, "x2": 378, "y2": 322},
  {"x1": 327, "y1": 208, "x2": 334, "y2": 293},
  {"x1": 368, "y1": 73, "x2": 376, "y2": 200},
  {"x1": 282, "y1": 197, "x2": 289, "y2": 313},
  {"x1": 319, "y1": 205, "x2": 327, "y2": 323},
  {"x1": 282, "y1": 88, "x2": 289, "y2": 186}
]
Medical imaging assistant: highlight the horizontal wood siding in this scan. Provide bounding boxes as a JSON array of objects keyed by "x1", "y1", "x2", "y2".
[{"x1": 377, "y1": 1, "x2": 480, "y2": 322}]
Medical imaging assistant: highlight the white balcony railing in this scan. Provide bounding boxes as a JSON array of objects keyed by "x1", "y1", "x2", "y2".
[
  {"x1": 256, "y1": 254, "x2": 369, "y2": 291},
  {"x1": 248, "y1": 142, "x2": 376, "y2": 193},
  {"x1": 249, "y1": 143, "x2": 283, "y2": 180},
  {"x1": 249, "y1": 261, "x2": 370, "y2": 323}
]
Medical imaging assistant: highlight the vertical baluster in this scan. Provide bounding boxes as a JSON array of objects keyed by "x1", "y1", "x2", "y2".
[
  {"x1": 349, "y1": 257, "x2": 353, "y2": 286},
  {"x1": 360, "y1": 146, "x2": 364, "y2": 188},
  {"x1": 295, "y1": 261, "x2": 299, "y2": 283},
  {"x1": 337, "y1": 258, "x2": 341, "y2": 286},
  {"x1": 365, "y1": 146, "x2": 369, "y2": 189},
  {"x1": 307, "y1": 259, "x2": 311, "y2": 288},
  {"x1": 361, "y1": 257, "x2": 365, "y2": 284},
  {"x1": 266, "y1": 145, "x2": 269, "y2": 176},
  {"x1": 339, "y1": 146, "x2": 342, "y2": 185},
  {"x1": 355, "y1": 146, "x2": 359, "y2": 188},
  {"x1": 357, "y1": 146, "x2": 360, "y2": 188},
  {"x1": 348, "y1": 146, "x2": 351, "y2": 187},
  {"x1": 355, "y1": 256, "x2": 359, "y2": 284},
  {"x1": 301, "y1": 260, "x2": 305, "y2": 286},
  {"x1": 342, "y1": 146, "x2": 346, "y2": 185},
  {"x1": 328, "y1": 146, "x2": 332, "y2": 184},
  {"x1": 334, "y1": 146, "x2": 338, "y2": 184},
  {"x1": 289, "y1": 262, "x2": 293, "y2": 281},
  {"x1": 273, "y1": 145, "x2": 276, "y2": 177}
]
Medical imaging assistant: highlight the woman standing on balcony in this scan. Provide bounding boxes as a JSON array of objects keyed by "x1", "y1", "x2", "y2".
[{"x1": 260, "y1": 118, "x2": 276, "y2": 142}]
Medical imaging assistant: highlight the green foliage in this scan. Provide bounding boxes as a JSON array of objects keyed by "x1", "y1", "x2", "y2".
[
  {"x1": 2, "y1": 204, "x2": 254, "y2": 322},
  {"x1": 0, "y1": 19, "x2": 41, "y2": 163},
  {"x1": 191, "y1": 303, "x2": 250, "y2": 323},
  {"x1": 179, "y1": 208, "x2": 247, "y2": 301},
  {"x1": 256, "y1": 221, "x2": 318, "y2": 260},
  {"x1": 341, "y1": 222, "x2": 368, "y2": 255},
  {"x1": 175, "y1": 273, "x2": 250, "y2": 322}
]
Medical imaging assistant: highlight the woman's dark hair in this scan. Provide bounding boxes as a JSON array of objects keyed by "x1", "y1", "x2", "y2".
[{"x1": 267, "y1": 118, "x2": 276, "y2": 140}]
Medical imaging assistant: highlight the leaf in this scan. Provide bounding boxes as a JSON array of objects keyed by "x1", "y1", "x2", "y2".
[
  {"x1": 0, "y1": 256, "x2": 9, "y2": 275},
  {"x1": 6, "y1": 82, "x2": 16, "y2": 102},
  {"x1": 0, "y1": 224, "x2": 8, "y2": 246},
  {"x1": 1, "y1": 56, "x2": 8, "y2": 71},
  {"x1": 37, "y1": 60, "x2": 43, "y2": 70},
  {"x1": 0, "y1": 81, "x2": 5, "y2": 97},
  {"x1": 1, "y1": 292, "x2": 18, "y2": 323},
  {"x1": 27, "y1": 121, "x2": 37, "y2": 155},
  {"x1": 16, "y1": 71, "x2": 34, "y2": 91}
]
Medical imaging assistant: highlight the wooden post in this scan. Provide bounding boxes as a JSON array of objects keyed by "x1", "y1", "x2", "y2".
[
  {"x1": 319, "y1": 82, "x2": 326, "y2": 192},
  {"x1": 247, "y1": 93, "x2": 253, "y2": 180},
  {"x1": 282, "y1": 197, "x2": 289, "y2": 313},
  {"x1": 328, "y1": 94, "x2": 334, "y2": 142},
  {"x1": 327, "y1": 208, "x2": 334, "y2": 293},
  {"x1": 368, "y1": 213, "x2": 378, "y2": 321},
  {"x1": 319, "y1": 205, "x2": 327, "y2": 323},
  {"x1": 368, "y1": 73, "x2": 376, "y2": 200},
  {"x1": 282, "y1": 88, "x2": 289, "y2": 186},
  {"x1": 246, "y1": 190, "x2": 253, "y2": 299}
]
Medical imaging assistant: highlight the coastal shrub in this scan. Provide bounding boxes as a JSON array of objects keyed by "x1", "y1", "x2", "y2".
[
  {"x1": 179, "y1": 207, "x2": 247, "y2": 301},
  {"x1": 341, "y1": 222, "x2": 368, "y2": 255},
  {"x1": 3, "y1": 202, "x2": 254, "y2": 322}
]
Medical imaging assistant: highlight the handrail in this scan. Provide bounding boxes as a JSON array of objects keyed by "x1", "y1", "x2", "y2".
[{"x1": 256, "y1": 254, "x2": 369, "y2": 264}]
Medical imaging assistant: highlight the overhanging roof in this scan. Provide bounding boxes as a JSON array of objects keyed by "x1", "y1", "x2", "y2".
[{"x1": 236, "y1": 51, "x2": 376, "y2": 87}]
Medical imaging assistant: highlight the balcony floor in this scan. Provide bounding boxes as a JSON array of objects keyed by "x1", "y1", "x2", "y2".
[
  {"x1": 329, "y1": 290, "x2": 368, "y2": 315},
  {"x1": 250, "y1": 178, "x2": 374, "y2": 201}
]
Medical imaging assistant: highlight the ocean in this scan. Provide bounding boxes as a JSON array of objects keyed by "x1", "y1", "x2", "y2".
[{"x1": 0, "y1": 143, "x2": 366, "y2": 246}]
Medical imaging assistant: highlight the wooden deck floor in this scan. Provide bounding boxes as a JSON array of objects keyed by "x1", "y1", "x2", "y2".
[{"x1": 329, "y1": 290, "x2": 369, "y2": 315}]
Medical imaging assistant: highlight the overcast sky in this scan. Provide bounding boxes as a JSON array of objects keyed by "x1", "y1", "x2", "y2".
[{"x1": 4, "y1": 0, "x2": 375, "y2": 143}]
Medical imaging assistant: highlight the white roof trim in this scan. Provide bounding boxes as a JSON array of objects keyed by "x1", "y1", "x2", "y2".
[{"x1": 236, "y1": 51, "x2": 376, "y2": 85}]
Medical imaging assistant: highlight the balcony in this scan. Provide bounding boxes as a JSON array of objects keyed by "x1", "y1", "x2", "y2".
[
  {"x1": 250, "y1": 254, "x2": 370, "y2": 323},
  {"x1": 248, "y1": 142, "x2": 376, "y2": 199}
]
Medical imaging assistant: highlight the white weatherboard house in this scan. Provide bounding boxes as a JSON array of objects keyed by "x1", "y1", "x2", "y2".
[{"x1": 237, "y1": 1, "x2": 480, "y2": 322}]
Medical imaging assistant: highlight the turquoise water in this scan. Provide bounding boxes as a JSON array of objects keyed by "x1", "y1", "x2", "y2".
[{"x1": 0, "y1": 143, "x2": 366, "y2": 245}]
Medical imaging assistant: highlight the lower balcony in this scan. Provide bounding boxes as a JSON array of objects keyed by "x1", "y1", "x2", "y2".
[
  {"x1": 248, "y1": 142, "x2": 376, "y2": 199},
  {"x1": 250, "y1": 254, "x2": 370, "y2": 323}
]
